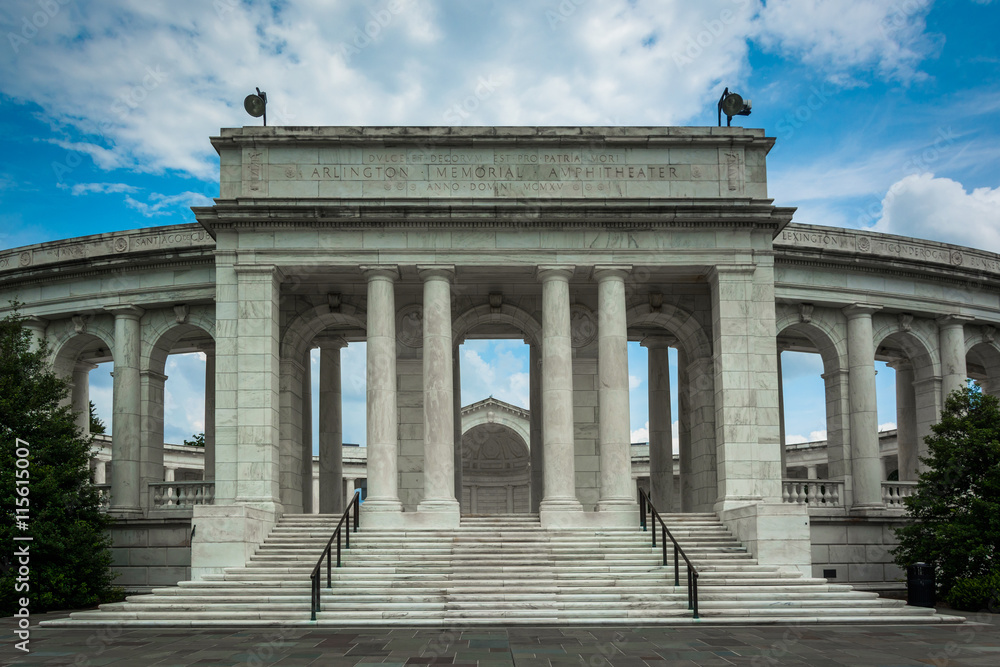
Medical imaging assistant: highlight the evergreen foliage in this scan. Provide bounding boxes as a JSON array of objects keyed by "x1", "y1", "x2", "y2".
[
  {"x1": 0, "y1": 306, "x2": 119, "y2": 613},
  {"x1": 893, "y1": 387, "x2": 1000, "y2": 597}
]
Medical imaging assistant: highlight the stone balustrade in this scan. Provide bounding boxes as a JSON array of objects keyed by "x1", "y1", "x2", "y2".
[
  {"x1": 882, "y1": 481, "x2": 917, "y2": 507},
  {"x1": 781, "y1": 479, "x2": 844, "y2": 507},
  {"x1": 95, "y1": 484, "x2": 111, "y2": 511},
  {"x1": 149, "y1": 481, "x2": 215, "y2": 509}
]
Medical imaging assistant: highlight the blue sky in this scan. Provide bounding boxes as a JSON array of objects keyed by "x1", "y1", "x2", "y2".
[{"x1": 2, "y1": 0, "x2": 998, "y2": 448}]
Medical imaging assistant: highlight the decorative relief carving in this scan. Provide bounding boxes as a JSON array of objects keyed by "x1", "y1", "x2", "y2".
[
  {"x1": 72, "y1": 314, "x2": 89, "y2": 334},
  {"x1": 570, "y1": 304, "x2": 597, "y2": 348},
  {"x1": 984, "y1": 325, "x2": 996, "y2": 344},
  {"x1": 857, "y1": 236, "x2": 871, "y2": 252},
  {"x1": 898, "y1": 313, "x2": 913, "y2": 332},
  {"x1": 396, "y1": 305, "x2": 423, "y2": 347},
  {"x1": 488, "y1": 292, "x2": 503, "y2": 314},
  {"x1": 113, "y1": 237, "x2": 129, "y2": 253},
  {"x1": 950, "y1": 250, "x2": 963, "y2": 266},
  {"x1": 173, "y1": 304, "x2": 189, "y2": 324},
  {"x1": 799, "y1": 303, "x2": 813, "y2": 323},
  {"x1": 19, "y1": 251, "x2": 31, "y2": 267}
]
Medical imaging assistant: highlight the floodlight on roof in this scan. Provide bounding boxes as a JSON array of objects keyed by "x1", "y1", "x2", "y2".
[
  {"x1": 717, "y1": 87, "x2": 752, "y2": 127},
  {"x1": 244, "y1": 87, "x2": 268, "y2": 126}
]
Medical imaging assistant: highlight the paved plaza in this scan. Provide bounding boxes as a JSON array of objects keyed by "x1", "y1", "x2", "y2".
[{"x1": 3, "y1": 610, "x2": 999, "y2": 666}]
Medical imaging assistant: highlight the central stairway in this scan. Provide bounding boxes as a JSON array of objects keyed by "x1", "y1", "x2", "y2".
[{"x1": 44, "y1": 513, "x2": 964, "y2": 626}]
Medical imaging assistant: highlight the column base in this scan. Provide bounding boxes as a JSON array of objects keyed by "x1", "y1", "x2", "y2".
[
  {"x1": 850, "y1": 503, "x2": 891, "y2": 517},
  {"x1": 360, "y1": 498, "x2": 403, "y2": 513},
  {"x1": 717, "y1": 502, "x2": 812, "y2": 577},
  {"x1": 108, "y1": 507, "x2": 144, "y2": 519},
  {"x1": 416, "y1": 499, "x2": 461, "y2": 513},
  {"x1": 596, "y1": 497, "x2": 638, "y2": 512}
]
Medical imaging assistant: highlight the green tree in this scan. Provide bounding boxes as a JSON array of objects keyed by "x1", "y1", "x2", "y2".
[
  {"x1": 183, "y1": 432, "x2": 205, "y2": 447},
  {"x1": 0, "y1": 306, "x2": 119, "y2": 613},
  {"x1": 88, "y1": 400, "x2": 106, "y2": 435},
  {"x1": 893, "y1": 386, "x2": 1000, "y2": 596}
]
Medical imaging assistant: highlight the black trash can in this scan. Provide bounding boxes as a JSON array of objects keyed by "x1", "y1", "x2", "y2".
[{"x1": 907, "y1": 562, "x2": 936, "y2": 608}]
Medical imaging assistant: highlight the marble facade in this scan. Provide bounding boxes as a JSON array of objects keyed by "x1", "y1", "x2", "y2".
[{"x1": 4, "y1": 126, "x2": 1000, "y2": 588}]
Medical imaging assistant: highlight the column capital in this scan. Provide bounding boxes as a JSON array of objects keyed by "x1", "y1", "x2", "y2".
[
  {"x1": 820, "y1": 368, "x2": 851, "y2": 380},
  {"x1": 22, "y1": 315, "x2": 47, "y2": 330},
  {"x1": 105, "y1": 305, "x2": 145, "y2": 320},
  {"x1": 232, "y1": 263, "x2": 282, "y2": 278},
  {"x1": 417, "y1": 264, "x2": 456, "y2": 281},
  {"x1": 314, "y1": 334, "x2": 347, "y2": 350},
  {"x1": 74, "y1": 360, "x2": 100, "y2": 373},
  {"x1": 536, "y1": 264, "x2": 575, "y2": 281},
  {"x1": 842, "y1": 303, "x2": 881, "y2": 318},
  {"x1": 592, "y1": 264, "x2": 632, "y2": 281},
  {"x1": 640, "y1": 334, "x2": 676, "y2": 349},
  {"x1": 885, "y1": 358, "x2": 913, "y2": 371},
  {"x1": 139, "y1": 369, "x2": 168, "y2": 382},
  {"x1": 937, "y1": 314, "x2": 974, "y2": 328},
  {"x1": 708, "y1": 264, "x2": 756, "y2": 280},
  {"x1": 360, "y1": 264, "x2": 400, "y2": 281}
]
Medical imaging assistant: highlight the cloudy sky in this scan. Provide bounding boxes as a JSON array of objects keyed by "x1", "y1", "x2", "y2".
[{"x1": 2, "y1": 0, "x2": 997, "y2": 451}]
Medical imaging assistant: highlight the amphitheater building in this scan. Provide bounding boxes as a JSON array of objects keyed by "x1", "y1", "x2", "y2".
[{"x1": 2, "y1": 126, "x2": 996, "y2": 622}]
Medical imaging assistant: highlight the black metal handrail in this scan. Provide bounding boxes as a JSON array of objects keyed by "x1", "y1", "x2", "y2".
[
  {"x1": 638, "y1": 488, "x2": 699, "y2": 619},
  {"x1": 309, "y1": 490, "x2": 361, "y2": 620}
]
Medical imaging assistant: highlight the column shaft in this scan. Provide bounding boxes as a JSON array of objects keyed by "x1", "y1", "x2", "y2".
[
  {"x1": 109, "y1": 306, "x2": 143, "y2": 516},
  {"x1": 319, "y1": 340, "x2": 345, "y2": 515},
  {"x1": 596, "y1": 267, "x2": 635, "y2": 511},
  {"x1": 300, "y1": 348, "x2": 313, "y2": 514},
  {"x1": 939, "y1": 317, "x2": 970, "y2": 398},
  {"x1": 72, "y1": 363, "x2": 96, "y2": 436},
  {"x1": 362, "y1": 266, "x2": 402, "y2": 512},
  {"x1": 844, "y1": 305, "x2": 882, "y2": 509},
  {"x1": 777, "y1": 348, "x2": 787, "y2": 476},
  {"x1": 538, "y1": 266, "x2": 582, "y2": 513},
  {"x1": 453, "y1": 344, "x2": 464, "y2": 508},
  {"x1": 644, "y1": 337, "x2": 673, "y2": 512},
  {"x1": 418, "y1": 266, "x2": 459, "y2": 514},
  {"x1": 203, "y1": 350, "x2": 216, "y2": 481},
  {"x1": 529, "y1": 343, "x2": 544, "y2": 513},
  {"x1": 677, "y1": 347, "x2": 694, "y2": 512},
  {"x1": 893, "y1": 362, "x2": 918, "y2": 481}
]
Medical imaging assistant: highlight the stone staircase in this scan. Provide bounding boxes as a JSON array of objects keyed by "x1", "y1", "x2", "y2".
[{"x1": 43, "y1": 512, "x2": 964, "y2": 626}]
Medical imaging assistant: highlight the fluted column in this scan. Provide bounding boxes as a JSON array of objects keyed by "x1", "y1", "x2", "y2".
[
  {"x1": 891, "y1": 360, "x2": 918, "y2": 481},
  {"x1": 643, "y1": 336, "x2": 673, "y2": 512},
  {"x1": 939, "y1": 315, "x2": 971, "y2": 399},
  {"x1": 595, "y1": 266, "x2": 636, "y2": 513},
  {"x1": 453, "y1": 343, "x2": 464, "y2": 507},
  {"x1": 108, "y1": 305, "x2": 144, "y2": 516},
  {"x1": 300, "y1": 348, "x2": 314, "y2": 514},
  {"x1": 72, "y1": 362, "x2": 97, "y2": 436},
  {"x1": 361, "y1": 266, "x2": 402, "y2": 514},
  {"x1": 529, "y1": 343, "x2": 544, "y2": 513},
  {"x1": 537, "y1": 265, "x2": 583, "y2": 517},
  {"x1": 844, "y1": 304, "x2": 882, "y2": 510},
  {"x1": 418, "y1": 265, "x2": 459, "y2": 517},
  {"x1": 203, "y1": 347, "x2": 216, "y2": 481},
  {"x1": 318, "y1": 337, "x2": 345, "y2": 515}
]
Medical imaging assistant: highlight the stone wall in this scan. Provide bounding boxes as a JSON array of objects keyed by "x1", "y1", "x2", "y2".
[
  {"x1": 108, "y1": 517, "x2": 192, "y2": 593},
  {"x1": 810, "y1": 515, "x2": 909, "y2": 591}
]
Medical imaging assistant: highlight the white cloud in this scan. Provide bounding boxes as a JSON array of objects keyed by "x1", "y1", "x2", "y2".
[
  {"x1": 754, "y1": 0, "x2": 935, "y2": 83},
  {"x1": 460, "y1": 342, "x2": 530, "y2": 408},
  {"x1": 874, "y1": 173, "x2": 1000, "y2": 253},
  {"x1": 124, "y1": 191, "x2": 213, "y2": 217},
  {"x1": 60, "y1": 182, "x2": 140, "y2": 196},
  {"x1": 628, "y1": 374, "x2": 642, "y2": 390},
  {"x1": 786, "y1": 434, "x2": 810, "y2": 445},
  {"x1": 631, "y1": 422, "x2": 649, "y2": 443}
]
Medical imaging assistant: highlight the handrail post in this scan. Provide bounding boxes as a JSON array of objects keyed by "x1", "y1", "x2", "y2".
[
  {"x1": 639, "y1": 491, "x2": 646, "y2": 531},
  {"x1": 336, "y1": 530, "x2": 342, "y2": 567},
  {"x1": 692, "y1": 571, "x2": 699, "y2": 619},
  {"x1": 661, "y1": 525, "x2": 667, "y2": 566},
  {"x1": 326, "y1": 546, "x2": 331, "y2": 588},
  {"x1": 674, "y1": 544, "x2": 680, "y2": 586}
]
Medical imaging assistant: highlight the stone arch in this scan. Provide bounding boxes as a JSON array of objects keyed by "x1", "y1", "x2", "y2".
[
  {"x1": 280, "y1": 304, "x2": 366, "y2": 362},
  {"x1": 452, "y1": 303, "x2": 542, "y2": 347},
  {"x1": 49, "y1": 316, "x2": 116, "y2": 380},
  {"x1": 461, "y1": 401, "x2": 531, "y2": 450},
  {"x1": 625, "y1": 303, "x2": 711, "y2": 361},
  {"x1": 461, "y1": 421, "x2": 531, "y2": 514},
  {"x1": 965, "y1": 328, "x2": 1000, "y2": 394},
  {"x1": 872, "y1": 316, "x2": 940, "y2": 379},
  {"x1": 774, "y1": 305, "x2": 847, "y2": 373},
  {"x1": 142, "y1": 305, "x2": 216, "y2": 374}
]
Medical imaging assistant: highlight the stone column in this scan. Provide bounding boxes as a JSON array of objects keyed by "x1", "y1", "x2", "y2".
[
  {"x1": 777, "y1": 346, "x2": 787, "y2": 477},
  {"x1": 108, "y1": 305, "x2": 143, "y2": 516},
  {"x1": 203, "y1": 347, "x2": 216, "y2": 481},
  {"x1": 139, "y1": 368, "x2": 167, "y2": 512},
  {"x1": 821, "y1": 368, "x2": 852, "y2": 500},
  {"x1": 361, "y1": 266, "x2": 403, "y2": 516},
  {"x1": 642, "y1": 336, "x2": 673, "y2": 512},
  {"x1": 318, "y1": 337, "x2": 345, "y2": 515},
  {"x1": 677, "y1": 347, "x2": 694, "y2": 513},
  {"x1": 891, "y1": 360, "x2": 918, "y2": 481},
  {"x1": 806, "y1": 465, "x2": 818, "y2": 480},
  {"x1": 417, "y1": 265, "x2": 460, "y2": 519},
  {"x1": 843, "y1": 304, "x2": 882, "y2": 510},
  {"x1": 165, "y1": 466, "x2": 176, "y2": 482},
  {"x1": 347, "y1": 477, "x2": 357, "y2": 505},
  {"x1": 94, "y1": 459, "x2": 107, "y2": 484},
  {"x1": 529, "y1": 343, "x2": 544, "y2": 513},
  {"x1": 595, "y1": 266, "x2": 636, "y2": 514},
  {"x1": 72, "y1": 362, "x2": 97, "y2": 436},
  {"x1": 453, "y1": 343, "x2": 464, "y2": 508},
  {"x1": 537, "y1": 266, "x2": 583, "y2": 520},
  {"x1": 312, "y1": 474, "x2": 320, "y2": 514},
  {"x1": 939, "y1": 315, "x2": 971, "y2": 399},
  {"x1": 300, "y1": 348, "x2": 314, "y2": 514}
]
